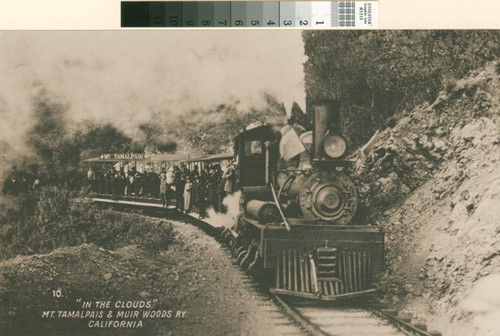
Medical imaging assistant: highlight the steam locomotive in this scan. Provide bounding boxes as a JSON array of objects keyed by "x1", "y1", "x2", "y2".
[
  {"x1": 223, "y1": 100, "x2": 384, "y2": 301},
  {"x1": 85, "y1": 99, "x2": 384, "y2": 301}
]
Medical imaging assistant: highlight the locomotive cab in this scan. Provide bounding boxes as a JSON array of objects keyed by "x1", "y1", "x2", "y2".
[
  {"x1": 234, "y1": 124, "x2": 282, "y2": 189},
  {"x1": 232, "y1": 123, "x2": 283, "y2": 223}
]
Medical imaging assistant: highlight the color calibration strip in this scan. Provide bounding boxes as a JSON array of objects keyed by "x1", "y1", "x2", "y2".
[{"x1": 121, "y1": 1, "x2": 378, "y2": 28}]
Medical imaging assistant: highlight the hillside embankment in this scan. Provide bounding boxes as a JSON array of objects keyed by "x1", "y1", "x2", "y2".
[
  {"x1": 0, "y1": 210, "x2": 299, "y2": 336},
  {"x1": 355, "y1": 62, "x2": 500, "y2": 335}
]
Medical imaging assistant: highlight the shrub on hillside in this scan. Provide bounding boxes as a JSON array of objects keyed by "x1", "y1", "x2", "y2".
[
  {"x1": 69, "y1": 201, "x2": 174, "y2": 253},
  {"x1": 0, "y1": 186, "x2": 175, "y2": 260}
]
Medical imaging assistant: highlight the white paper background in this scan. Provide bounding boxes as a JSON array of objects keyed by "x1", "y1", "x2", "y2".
[{"x1": 0, "y1": 0, "x2": 499, "y2": 29}]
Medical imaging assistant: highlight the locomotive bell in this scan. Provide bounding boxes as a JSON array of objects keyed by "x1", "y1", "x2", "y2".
[{"x1": 312, "y1": 100, "x2": 343, "y2": 160}]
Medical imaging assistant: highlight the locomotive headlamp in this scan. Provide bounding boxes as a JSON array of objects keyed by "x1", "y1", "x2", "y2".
[{"x1": 322, "y1": 134, "x2": 347, "y2": 159}]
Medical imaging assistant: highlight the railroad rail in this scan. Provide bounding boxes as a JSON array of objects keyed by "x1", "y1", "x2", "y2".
[
  {"x1": 89, "y1": 195, "x2": 442, "y2": 336},
  {"x1": 272, "y1": 295, "x2": 443, "y2": 336}
]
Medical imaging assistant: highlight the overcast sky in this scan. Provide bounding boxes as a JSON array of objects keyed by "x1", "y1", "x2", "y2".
[{"x1": 0, "y1": 31, "x2": 306, "y2": 152}]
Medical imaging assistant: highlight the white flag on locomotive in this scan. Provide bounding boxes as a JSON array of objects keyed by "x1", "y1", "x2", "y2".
[{"x1": 280, "y1": 125, "x2": 306, "y2": 161}]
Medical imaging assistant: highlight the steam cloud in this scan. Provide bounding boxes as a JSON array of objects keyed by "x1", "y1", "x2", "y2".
[
  {"x1": 206, "y1": 191, "x2": 242, "y2": 228},
  {"x1": 0, "y1": 31, "x2": 306, "y2": 158}
]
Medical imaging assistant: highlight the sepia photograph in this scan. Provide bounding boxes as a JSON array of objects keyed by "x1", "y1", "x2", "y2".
[{"x1": 0, "y1": 30, "x2": 499, "y2": 336}]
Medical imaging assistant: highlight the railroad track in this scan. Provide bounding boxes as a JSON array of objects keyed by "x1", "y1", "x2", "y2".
[
  {"x1": 274, "y1": 295, "x2": 397, "y2": 336},
  {"x1": 90, "y1": 196, "x2": 443, "y2": 336},
  {"x1": 227, "y1": 250, "x2": 410, "y2": 336},
  {"x1": 271, "y1": 294, "x2": 444, "y2": 336}
]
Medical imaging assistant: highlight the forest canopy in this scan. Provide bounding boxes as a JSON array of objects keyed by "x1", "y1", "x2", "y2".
[{"x1": 302, "y1": 30, "x2": 500, "y2": 148}]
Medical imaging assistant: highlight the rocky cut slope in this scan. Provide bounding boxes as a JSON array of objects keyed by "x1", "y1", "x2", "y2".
[{"x1": 354, "y1": 62, "x2": 500, "y2": 336}]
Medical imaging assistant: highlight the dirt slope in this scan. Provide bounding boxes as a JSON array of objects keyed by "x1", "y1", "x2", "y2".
[
  {"x1": 355, "y1": 62, "x2": 500, "y2": 335},
  {"x1": 0, "y1": 217, "x2": 301, "y2": 336}
]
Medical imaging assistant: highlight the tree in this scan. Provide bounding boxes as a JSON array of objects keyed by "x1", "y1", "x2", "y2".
[
  {"x1": 75, "y1": 122, "x2": 133, "y2": 159},
  {"x1": 302, "y1": 31, "x2": 500, "y2": 149},
  {"x1": 134, "y1": 122, "x2": 177, "y2": 154},
  {"x1": 24, "y1": 95, "x2": 80, "y2": 185},
  {"x1": 167, "y1": 94, "x2": 286, "y2": 155}
]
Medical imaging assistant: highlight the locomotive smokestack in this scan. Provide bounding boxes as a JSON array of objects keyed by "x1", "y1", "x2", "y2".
[{"x1": 312, "y1": 100, "x2": 341, "y2": 161}]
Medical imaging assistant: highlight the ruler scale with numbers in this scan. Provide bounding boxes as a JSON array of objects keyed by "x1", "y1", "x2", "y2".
[{"x1": 121, "y1": 1, "x2": 378, "y2": 28}]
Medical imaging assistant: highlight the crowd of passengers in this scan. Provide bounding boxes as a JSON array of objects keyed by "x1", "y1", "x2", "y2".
[{"x1": 86, "y1": 162, "x2": 236, "y2": 218}]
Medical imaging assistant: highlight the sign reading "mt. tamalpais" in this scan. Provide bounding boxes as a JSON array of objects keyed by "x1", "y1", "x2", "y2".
[{"x1": 99, "y1": 153, "x2": 147, "y2": 160}]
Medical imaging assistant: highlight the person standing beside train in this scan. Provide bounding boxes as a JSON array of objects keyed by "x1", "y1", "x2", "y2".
[
  {"x1": 219, "y1": 161, "x2": 235, "y2": 213},
  {"x1": 181, "y1": 164, "x2": 191, "y2": 179},
  {"x1": 144, "y1": 169, "x2": 153, "y2": 197},
  {"x1": 184, "y1": 176, "x2": 193, "y2": 213},
  {"x1": 152, "y1": 171, "x2": 160, "y2": 198},
  {"x1": 166, "y1": 167, "x2": 175, "y2": 205},
  {"x1": 86, "y1": 167, "x2": 96, "y2": 192},
  {"x1": 223, "y1": 161, "x2": 235, "y2": 195},
  {"x1": 214, "y1": 165, "x2": 224, "y2": 212},
  {"x1": 112, "y1": 169, "x2": 120, "y2": 196},
  {"x1": 104, "y1": 168, "x2": 113, "y2": 195},
  {"x1": 205, "y1": 166, "x2": 215, "y2": 211},
  {"x1": 175, "y1": 166, "x2": 185, "y2": 211},
  {"x1": 159, "y1": 172, "x2": 168, "y2": 208},
  {"x1": 118, "y1": 167, "x2": 126, "y2": 196},
  {"x1": 127, "y1": 169, "x2": 135, "y2": 196},
  {"x1": 135, "y1": 171, "x2": 143, "y2": 197},
  {"x1": 192, "y1": 165, "x2": 200, "y2": 179},
  {"x1": 196, "y1": 175, "x2": 207, "y2": 219}
]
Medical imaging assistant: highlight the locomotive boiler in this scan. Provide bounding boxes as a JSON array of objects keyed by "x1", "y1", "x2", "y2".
[{"x1": 223, "y1": 99, "x2": 384, "y2": 300}]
